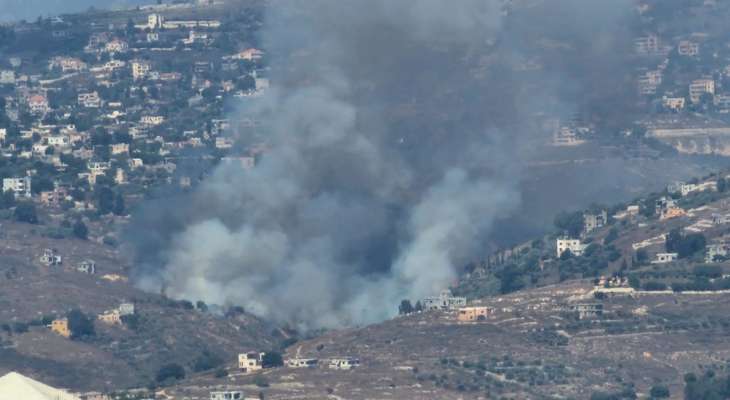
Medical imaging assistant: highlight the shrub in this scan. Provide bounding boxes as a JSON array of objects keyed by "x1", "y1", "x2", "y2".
[
  {"x1": 67, "y1": 309, "x2": 95, "y2": 340},
  {"x1": 155, "y1": 363, "x2": 185, "y2": 383}
]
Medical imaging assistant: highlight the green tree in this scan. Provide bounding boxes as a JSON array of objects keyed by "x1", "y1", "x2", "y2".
[
  {"x1": 14, "y1": 203, "x2": 38, "y2": 224},
  {"x1": 155, "y1": 363, "x2": 186, "y2": 383},
  {"x1": 67, "y1": 309, "x2": 95, "y2": 340},
  {"x1": 113, "y1": 193, "x2": 126, "y2": 216},
  {"x1": 398, "y1": 299, "x2": 413, "y2": 315},
  {"x1": 262, "y1": 351, "x2": 283, "y2": 368},
  {"x1": 0, "y1": 190, "x2": 15, "y2": 209},
  {"x1": 718, "y1": 177, "x2": 727, "y2": 193},
  {"x1": 649, "y1": 385, "x2": 670, "y2": 398},
  {"x1": 96, "y1": 186, "x2": 114, "y2": 215},
  {"x1": 72, "y1": 220, "x2": 88, "y2": 240}
]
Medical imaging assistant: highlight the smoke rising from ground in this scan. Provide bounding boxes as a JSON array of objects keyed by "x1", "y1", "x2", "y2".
[{"x1": 129, "y1": 0, "x2": 635, "y2": 329}]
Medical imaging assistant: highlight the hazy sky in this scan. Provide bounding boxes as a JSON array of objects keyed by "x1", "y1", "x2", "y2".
[{"x1": 0, "y1": 0, "x2": 151, "y2": 22}]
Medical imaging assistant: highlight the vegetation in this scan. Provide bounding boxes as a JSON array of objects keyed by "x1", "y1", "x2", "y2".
[
  {"x1": 155, "y1": 363, "x2": 186, "y2": 383},
  {"x1": 67, "y1": 309, "x2": 95, "y2": 340}
]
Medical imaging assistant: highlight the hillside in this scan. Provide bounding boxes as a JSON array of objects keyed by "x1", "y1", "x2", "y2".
[
  {"x1": 159, "y1": 280, "x2": 730, "y2": 399},
  {"x1": 0, "y1": 219, "x2": 276, "y2": 392}
]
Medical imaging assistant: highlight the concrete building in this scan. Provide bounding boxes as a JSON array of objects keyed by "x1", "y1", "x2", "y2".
[
  {"x1": 119, "y1": 303, "x2": 135, "y2": 316},
  {"x1": 238, "y1": 352, "x2": 264, "y2": 373},
  {"x1": 457, "y1": 306, "x2": 492, "y2": 322},
  {"x1": 678, "y1": 40, "x2": 699, "y2": 56},
  {"x1": 131, "y1": 60, "x2": 151, "y2": 80},
  {"x1": 706, "y1": 244, "x2": 729, "y2": 263},
  {"x1": 689, "y1": 78, "x2": 715, "y2": 103},
  {"x1": 40, "y1": 249, "x2": 62, "y2": 266},
  {"x1": 104, "y1": 39, "x2": 128, "y2": 53},
  {"x1": 328, "y1": 358, "x2": 360, "y2": 370},
  {"x1": 637, "y1": 70, "x2": 662, "y2": 95},
  {"x1": 77, "y1": 260, "x2": 96, "y2": 274},
  {"x1": 210, "y1": 392, "x2": 243, "y2": 400},
  {"x1": 422, "y1": 290, "x2": 467, "y2": 311},
  {"x1": 662, "y1": 96, "x2": 685, "y2": 111},
  {"x1": 0, "y1": 70, "x2": 15, "y2": 84},
  {"x1": 28, "y1": 94, "x2": 49, "y2": 114},
  {"x1": 556, "y1": 238, "x2": 586, "y2": 257},
  {"x1": 286, "y1": 358, "x2": 318, "y2": 368},
  {"x1": 77, "y1": 92, "x2": 101, "y2": 108},
  {"x1": 50, "y1": 318, "x2": 71, "y2": 338},
  {"x1": 635, "y1": 34, "x2": 660, "y2": 55},
  {"x1": 3, "y1": 176, "x2": 31, "y2": 198},
  {"x1": 583, "y1": 210, "x2": 608, "y2": 234},
  {"x1": 98, "y1": 310, "x2": 121, "y2": 325},
  {"x1": 564, "y1": 303, "x2": 603, "y2": 319},
  {"x1": 651, "y1": 253, "x2": 678, "y2": 264}
]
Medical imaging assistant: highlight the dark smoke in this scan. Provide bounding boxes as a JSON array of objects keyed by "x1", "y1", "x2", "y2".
[{"x1": 128, "y1": 0, "x2": 636, "y2": 329}]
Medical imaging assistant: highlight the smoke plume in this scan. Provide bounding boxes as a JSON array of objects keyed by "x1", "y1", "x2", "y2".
[{"x1": 129, "y1": 0, "x2": 635, "y2": 329}]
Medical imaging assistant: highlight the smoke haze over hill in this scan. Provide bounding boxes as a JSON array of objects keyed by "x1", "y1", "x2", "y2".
[{"x1": 128, "y1": 0, "x2": 640, "y2": 330}]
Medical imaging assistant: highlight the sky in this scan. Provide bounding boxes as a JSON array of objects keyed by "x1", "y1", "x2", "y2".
[{"x1": 0, "y1": 0, "x2": 150, "y2": 22}]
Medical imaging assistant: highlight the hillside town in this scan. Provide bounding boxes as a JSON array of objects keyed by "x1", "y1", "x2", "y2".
[{"x1": 6, "y1": 1, "x2": 730, "y2": 400}]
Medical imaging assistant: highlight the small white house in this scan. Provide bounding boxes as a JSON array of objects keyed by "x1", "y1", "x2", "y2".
[
  {"x1": 651, "y1": 253, "x2": 678, "y2": 264},
  {"x1": 210, "y1": 391, "x2": 243, "y2": 400},
  {"x1": 286, "y1": 358, "x2": 318, "y2": 368},
  {"x1": 328, "y1": 358, "x2": 360, "y2": 370}
]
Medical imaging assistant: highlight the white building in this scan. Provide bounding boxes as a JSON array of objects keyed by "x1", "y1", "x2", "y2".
[
  {"x1": 421, "y1": 290, "x2": 466, "y2": 311},
  {"x1": 662, "y1": 96, "x2": 685, "y2": 111},
  {"x1": 0, "y1": 70, "x2": 15, "y2": 84},
  {"x1": 140, "y1": 115, "x2": 165, "y2": 125},
  {"x1": 678, "y1": 40, "x2": 699, "y2": 56},
  {"x1": 77, "y1": 260, "x2": 96, "y2": 274},
  {"x1": 238, "y1": 352, "x2": 264, "y2": 373},
  {"x1": 556, "y1": 238, "x2": 586, "y2": 257},
  {"x1": 689, "y1": 78, "x2": 715, "y2": 103},
  {"x1": 706, "y1": 244, "x2": 729, "y2": 263},
  {"x1": 78, "y1": 92, "x2": 101, "y2": 108},
  {"x1": 3, "y1": 176, "x2": 31, "y2": 198},
  {"x1": 132, "y1": 60, "x2": 151, "y2": 80},
  {"x1": 210, "y1": 392, "x2": 243, "y2": 400},
  {"x1": 28, "y1": 94, "x2": 49, "y2": 114},
  {"x1": 651, "y1": 253, "x2": 678, "y2": 264},
  {"x1": 286, "y1": 358, "x2": 318, "y2": 368},
  {"x1": 635, "y1": 34, "x2": 660, "y2": 55},
  {"x1": 104, "y1": 39, "x2": 129, "y2": 53},
  {"x1": 328, "y1": 358, "x2": 360, "y2": 370},
  {"x1": 118, "y1": 303, "x2": 135, "y2": 316}
]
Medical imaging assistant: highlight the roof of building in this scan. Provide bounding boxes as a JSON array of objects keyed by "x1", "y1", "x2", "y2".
[{"x1": 0, "y1": 372, "x2": 79, "y2": 400}]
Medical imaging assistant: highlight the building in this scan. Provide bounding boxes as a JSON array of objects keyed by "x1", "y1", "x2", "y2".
[
  {"x1": 220, "y1": 156, "x2": 255, "y2": 170},
  {"x1": 110, "y1": 143, "x2": 129, "y2": 155},
  {"x1": 556, "y1": 238, "x2": 586, "y2": 257},
  {"x1": 140, "y1": 115, "x2": 164, "y2": 125},
  {"x1": 231, "y1": 48, "x2": 264, "y2": 61},
  {"x1": 661, "y1": 207, "x2": 686, "y2": 220},
  {"x1": 651, "y1": 253, "x2": 678, "y2": 264},
  {"x1": 210, "y1": 392, "x2": 243, "y2": 400},
  {"x1": 680, "y1": 181, "x2": 716, "y2": 196},
  {"x1": 98, "y1": 310, "x2": 121, "y2": 325},
  {"x1": 421, "y1": 290, "x2": 467, "y2": 311},
  {"x1": 706, "y1": 244, "x2": 729, "y2": 263},
  {"x1": 215, "y1": 137, "x2": 234, "y2": 149},
  {"x1": 40, "y1": 249, "x2": 62, "y2": 266},
  {"x1": 563, "y1": 303, "x2": 603, "y2": 319},
  {"x1": 28, "y1": 94, "x2": 49, "y2": 114},
  {"x1": 104, "y1": 39, "x2": 128, "y2": 53},
  {"x1": 662, "y1": 96, "x2": 685, "y2": 111},
  {"x1": 77, "y1": 260, "x2": 96, "y2": 274},
  {"x1": 457, "y1": 306, "x2": 492, "y2": 322},
  {"x1": 689, "y1": 78, "x2": 715, "y2": 103},
  {"x1": 286, "y1": 358, "x2": 318, "y2": 368},
  {"x1": 238, "y1": 352, "x2": 264, "y2": 373},
  {"x1": 0, "y1": 70, "x2": 15, "y2": 84},
  {"x1": 635, "y1": 34, "x2": 660, "y2": 55},
  {"x1": 637, "y1": 70, "x2": 662, "y2": 95},
  {"x1": 678, "y1": 40, "x2": 699, "y2": 56},
  {"x1": 3, "y1": 176, "x2": 31, "y2": 198},
  {"x1": 77, "y1": 92, "x2": 101, "y2": 108},
  {"x1": 119, "y1": 303, "x2": 135, "y2": 316},
  {"x1": 51, "y1": 318, "x2": 71, "y2": 338},
  {"x1": 328, "y1": 358, "x2": 360, "y2": 370},
  {"x1": 584, "y1": 210, "x2": 608, "y2": 234},
  {"x1": 131, "y1": 60, "x2": 151, "y2": 80}
]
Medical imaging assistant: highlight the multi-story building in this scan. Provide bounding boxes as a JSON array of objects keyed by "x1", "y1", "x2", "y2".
[
  {"x1": 635, "y1": 34, "x2": 660, "y2": 55},
  {"x1": 131, "y1": 60, "x2": 151, "y2": 80},
  {"x1": 3, "y1": 176, "x2": 31, "y2": 198},
  {"x1": 78, "y1": 92, "x2": 101, "y2": 108},
  {"x1": 104, "y1": 39, "x2": 129, "y2": 53},
  {"x1": 98, "y1": 310, "x2": 122, "y2": 325},
  {"x1": 689, "y1": 78, "x2": 715, "y2": 103},
  {"x1": 422, "y1": 290, "x2": 467, "y2": 311},
  {"x1": 556, "y1": 238, "x2": 586, "y2": 257},
  {"x1": 662, "y1": 96, "x2": 686, "y2": 111},
  {"x1": 583, "y1": 210, "x2": 608, "y2": 234},
  {"x1": 238, "y1": 352, "x2": 265, "y2": 373},
  {"x1": 28, "y1": 94, "x2": 49, "y2": 114},
  {"x1": 286, "y1": 358, "x2": 318, "y2": 368},
  {"x1": 678, "y1": 40, "x2": 699, "y2": 56},
  {"x1": 210, "y1": 392, "x2": 243, "y2": 400},
  {"x1": 328, "y1": 358, "x2": 360, "y2": 370}
]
